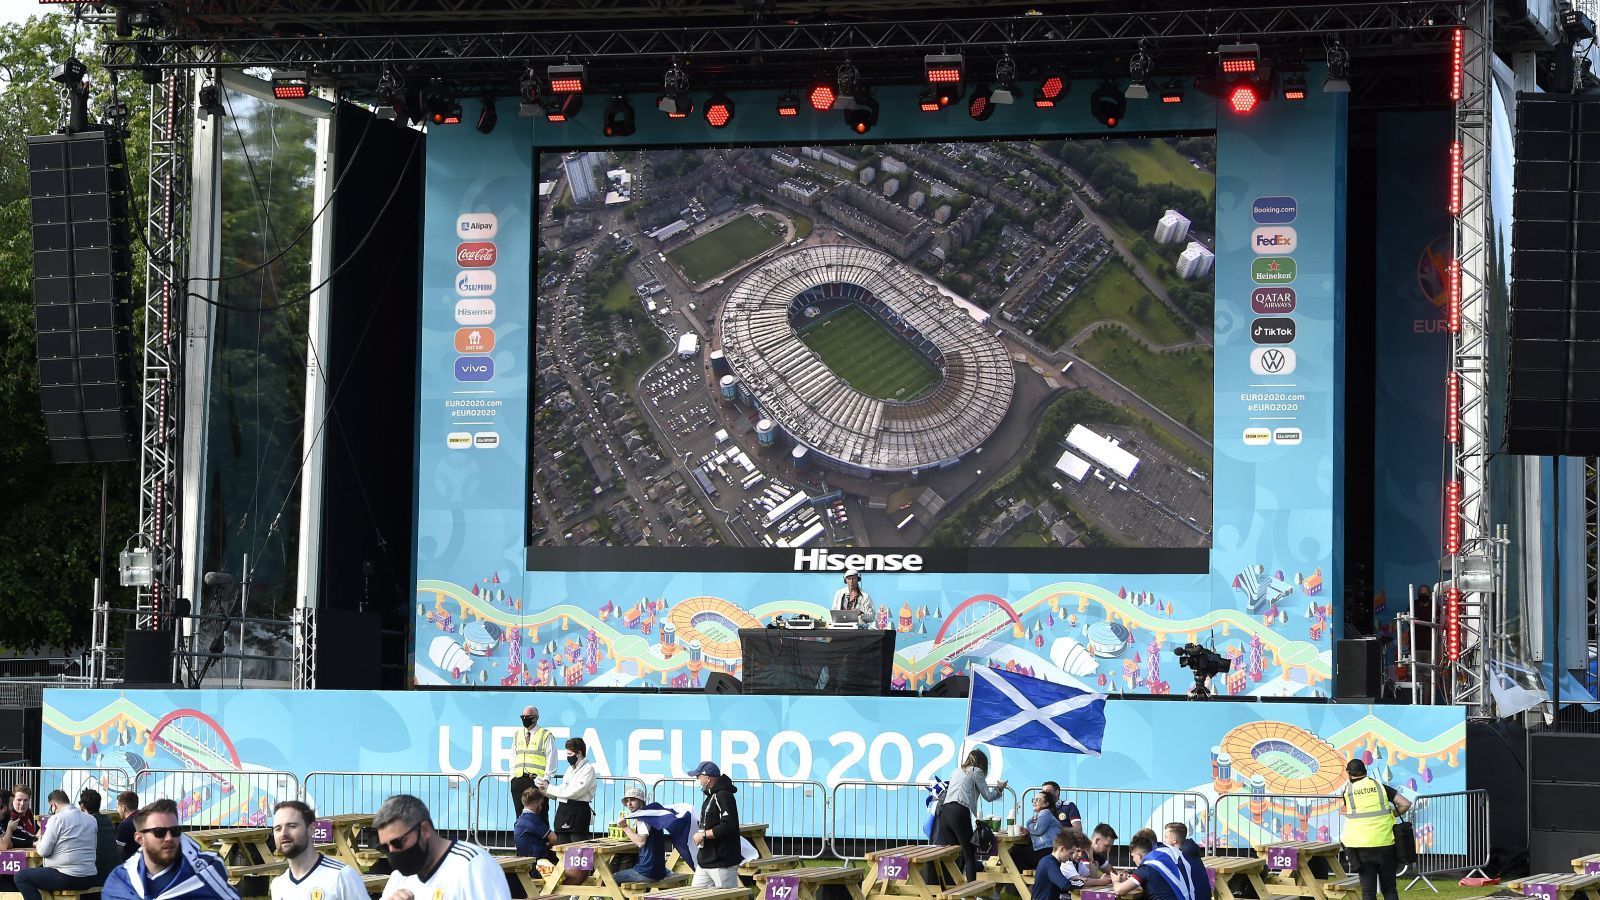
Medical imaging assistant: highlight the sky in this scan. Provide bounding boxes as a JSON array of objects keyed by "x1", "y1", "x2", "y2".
[{"x1": 0, "y1": 0, "x2": 48, "y2": 26}]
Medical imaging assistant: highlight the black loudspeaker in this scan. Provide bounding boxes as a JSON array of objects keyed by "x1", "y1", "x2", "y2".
[
  {"x1": 1530, "y1": 732, "x2": 1600, "y2": 871},
  {"x1": 122, "y1": 628, "x2": 174, "y2": 684},
  {"x1": 1334, "y1": 638, "x2": 1380, "y2": 698},
  {"x1": 314, "y1": 610, "x2": 382, "y2": 689},
  {"x1": 927, "y1": 674, "x2": 970, "y2": 698},
  {"x1": 705, "y1": 673, "x2": 743, "y2": 695},
  {"x1": 1509, "y1": 93, "x2": 1600, "y2": 455},
  {"x1": 27, "y1": 129, "x2": 136, "y2": 464},
  {"x1": 0, "y1": 707, "x2": 43, "y2": 762}
]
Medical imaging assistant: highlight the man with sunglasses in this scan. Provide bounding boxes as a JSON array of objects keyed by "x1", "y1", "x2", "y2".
[
  {"x1": 375, "y1": 794, "x2": 508, "y2": 900},
  {"x1": 103, "y1": 798, "x2": 238, "y2": 900}
]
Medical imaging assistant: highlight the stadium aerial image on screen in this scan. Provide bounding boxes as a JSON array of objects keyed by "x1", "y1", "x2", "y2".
[{"x1": 532, "y1": 138, "x2": 1216, "y2": 551}]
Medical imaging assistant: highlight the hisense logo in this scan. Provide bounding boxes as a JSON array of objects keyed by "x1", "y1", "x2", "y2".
[{"x1": 793, "y1": 549, "x2": 924, "y2": 572}]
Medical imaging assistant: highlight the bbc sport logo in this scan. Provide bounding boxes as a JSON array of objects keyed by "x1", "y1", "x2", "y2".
[
  {"x1": 446, "y1": 432, "x2": 472, "y2": 449},
  {"x1": 1242, "y1": 428, "x2": 1271, "y2": 446},
  {"x1": 1251, "y1": 227, "x2": 1297, "y2": 255}
]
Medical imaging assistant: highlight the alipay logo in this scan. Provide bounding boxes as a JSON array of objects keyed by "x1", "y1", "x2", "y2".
[
  {"x1": 1251, "y1": 257, "x2": 1297, "y2": 284},
  {"x1": 1250, "y1": 347, "x2": 1297, "y2": 375},
  {"x1": 1251, "y1": 227, "x2": 1297, "y2": 255},
  {"x1": 456, "y1": 212, "x2": 498, "y2": 239},
  {"x1": 456, "y1": 270, "x2": 496, "y2": 297}
]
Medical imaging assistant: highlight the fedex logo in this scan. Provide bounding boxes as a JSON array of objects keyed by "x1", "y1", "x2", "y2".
[
  {"x1": 456, "y1": 270, "x2": 496, "y2": 296},
  {"x1": 457, "y1": 242, "x2": 497, "y2": 267},
  {"x1": 456, "y1": 212, "x2": 498, "y2": 239},
  {"x1": 1252, "y1": 227, "x2": 1297, "y2": 254}
]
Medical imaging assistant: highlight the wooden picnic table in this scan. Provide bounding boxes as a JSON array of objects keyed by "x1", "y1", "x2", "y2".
[
  {"x1": 316, "y1": 814, "x2": 376, "y2": 870},
  {"x1": 861, "y1": 844, "x2": 966, "y2": 900},
  {"x1": 1, "y1": 851, "x2": 101, "y2": 898},
  {"x1": 1204, "y1": 855, "x2": 1273, "y2": 900},
  {"x1": 636, "y1": 887, "x2": 750, "y2": 900},
  {"x1": 1252, "y1": 841, "x2": 1347, "y2": 900},
  {"x1": 1573, "y1": 854, "x2": 1600, "y2": 876},
  {"x1": 979, "y1": 830, "x2": 1037, "y2": 898},
  {"x1": 753, "y1": 866, "x2": 867, "y2": 900},
  {"x1": 667, "y1": 823, "x2": 775, "y2": 875},
  {"x1": 1507, "y1": 873, "x2": 1600, "y2": 900},
  {"x1": 184, "y1": 825, "x2": 277, "y2": 866},
  {"x1": 542, "y1": 837, "x2": 642, "y2": 900}
]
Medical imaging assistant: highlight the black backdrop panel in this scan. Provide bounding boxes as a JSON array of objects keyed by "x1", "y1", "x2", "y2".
[{"x1": 738, "y1": 629, "x2": 894, "y2": 695}]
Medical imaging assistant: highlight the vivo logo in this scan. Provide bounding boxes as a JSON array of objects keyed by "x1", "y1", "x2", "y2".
[
  {"x1": 455, "y1": 299, "x2": 496, "y2": 325},
  {"x1": 792, "y1": 549, "x2": 924, "y2": 572},
  {"x1": 457, "y1": 242, "x2": 497, "y2": 267},
  {"x1": 454, "y1": 357, "x2": 495, "y2": 382},
  {"x1": 456, "y1": 270, "x2": 497, "y2": 296},
  {"x1": 1251, "y1": 227, "x2": 1297, "y2": 254},
  {"x1": 456, "y1": 212, "x2": 499, "y2": 239}
]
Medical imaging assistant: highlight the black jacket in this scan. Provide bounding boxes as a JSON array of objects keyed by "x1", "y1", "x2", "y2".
[{"x1": 697, "y1": 775, "x2": 741, "y2": 869}]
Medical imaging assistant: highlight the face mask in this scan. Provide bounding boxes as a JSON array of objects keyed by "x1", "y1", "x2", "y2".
[
  {"x1": 566, "y1": 754, "x2": 579, "y2": 766},
  {"x1": 388, "y1": 838, "x2": 428, "y2": 876},
  {"x1": 521, "y1": 716, "x2": 535, "y2": 728}
]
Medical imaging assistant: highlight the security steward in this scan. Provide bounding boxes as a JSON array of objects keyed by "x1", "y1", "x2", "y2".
[
  {"x1": 511, "y1": 706, "x2": 555, "y2": 817},
  {"x1": 1339, "y1": 758, "x2": 1411, "y2": 900}
]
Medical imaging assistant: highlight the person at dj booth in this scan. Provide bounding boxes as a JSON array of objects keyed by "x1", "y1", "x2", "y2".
[{"x1": 832, "y1": 569, "x2": 875, "y2": 620}]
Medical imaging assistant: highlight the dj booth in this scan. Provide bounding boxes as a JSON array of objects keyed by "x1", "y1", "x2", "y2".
[{"x1": 738, "y1": 627, "x2": 897, "y2": 695}]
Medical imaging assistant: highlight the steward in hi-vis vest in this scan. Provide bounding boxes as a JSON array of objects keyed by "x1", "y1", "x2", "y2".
[
  {"x1": 509, "y1": 706, "x2": 555, "y2": 816},
  {"x1": 1339, "y1": 758, "x2": 1411, "y2": 900}
]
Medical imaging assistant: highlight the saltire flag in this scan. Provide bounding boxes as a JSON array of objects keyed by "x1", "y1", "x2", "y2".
[{"x1": 966, "y1": 666, "x2": 1107, "y2": 755}]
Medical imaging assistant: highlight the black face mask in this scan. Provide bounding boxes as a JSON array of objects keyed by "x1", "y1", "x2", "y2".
[
  {"x1": 566, "y1": 754, "x2": 579, "y2": 766},
  {"x1": 387, "y1": 825, "x2": 428, "y2": 876},
  {"x1": 521, "y1": 716, "x2": 535, "y2": 728}
]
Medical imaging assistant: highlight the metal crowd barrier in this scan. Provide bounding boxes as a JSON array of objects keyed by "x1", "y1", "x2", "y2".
[
  {"x1": 132, "y1": 767, "x2": 300, "y2": 828},
  {"x1": 1212, "y1": 791, "x2": 1346, "y2": 852},
  {"x1": 1019, "y1": 786, "x2": 1214, "y2": 864},
  {"x1": 828, "y1": 780, "x2": 1019, "y2": 860},
  {"x1": 1405, "y1": 789, "x2": 1491, "y2": 884},
  {"x1": 0, "y1": 765, "x2": 134, "y2": 807},
  {"x1": 652, "y1": 776, "x2": 829, "y2": 858},
  {"x1": 304, "y1": 771, "x2": 471, "y2": 832},
  {"x1": 472, "y1": 773, "x2": 647, "y2": 851}
]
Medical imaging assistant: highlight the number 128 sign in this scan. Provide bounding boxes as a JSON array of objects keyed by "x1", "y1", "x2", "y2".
[{"x1": 1266, "y1": 847, "x2": 1300, "y2": 871}]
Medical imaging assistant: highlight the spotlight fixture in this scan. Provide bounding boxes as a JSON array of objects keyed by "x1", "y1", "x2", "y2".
[
  {"x1": 1227, "y1": 82, "x2": 1260, "y2": 114},
  {"x1": 842, "y1": 90, "x2": 879, "y2": 134},
  {"x1": 968, "y1": 85, "x2": 995, "y2": 121},
  {"x1": 835, "y1": 62, "x2": 864, "y2": 110},
  {"x1": 704, "y1": 91, "x2": 735, "y2": 128},
  {"x1": 603, "y1": 96, "x2": 635, "y2": 136},
  {"x1": 547, "y1": 63, "x2": 586, "y2": 94},
  {"x1": 541, "y1": 92, "x2": 582, "y2": 123},
  {"x1": 196, "y1": 82, "x2": 226, "y2": 120},
  {"x1": 429, "y1": 95, "x2": 463, "y2": 125},
  {"x1": 1034, "y1": 71, "x2": 1066, "y2": 108},
  {"x1": 808, "y1": 77, "x2": 837, "y2": 111},
  {"x1": 925, "y1": 52, "x2": 964, "y2": 84},
  {"x1": 1219, "y1": 43, "x2": 1261, "y2": 75},
  {"x1": 1160, "y1": 79, "x2": 1185, "y2": 104},
  {"x1": 1281, "y1": 72, "x2": 1307, "y2": 101},
  {"x1": 375, "y1": 69, "x2": 405, "y2": 120},
  {"x1": 271, "y1": 69, "x2": 309, "y2": 100},
  {"x1": 919, "y1": 87, "x2": 942, "y2": 112},
  {"x1": 657, "y1": 62, "x2": 693, "y2": 116},
  {"x1": 776, "y1": 91, "x2": 800, "y2": 117},
  {"x1": 991, "y1": 54, "x2": 1019, "y2": 104},
  {"x1": 1323, "y1": 39, "x2": 1351, "y2": 93},
  {"x1": 1125, "y1": 40, "x2": 1152, "y2": 100},
  {"x1": 934, "y1": 82, "x2": 962, "y2": 107},
  {"x1": 1089, "y1": 79, "x2": 1125, "y2": 127},
  {"x1": 1561, "y1": 2, "x2": 1597, "y2": 42},
  {"x1": 476, "y1": 98, "x2": 498, "y2": 134}
]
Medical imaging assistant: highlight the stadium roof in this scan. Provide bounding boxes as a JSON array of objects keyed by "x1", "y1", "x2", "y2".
[{"x1": 1066, "y1": 425, "x2": 1140, "y2": 480}]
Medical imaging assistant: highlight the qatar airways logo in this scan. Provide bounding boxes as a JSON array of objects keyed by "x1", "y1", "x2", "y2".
[
  {"x1": 792, "y1": 549, "x2": 924, "y2": 572},
  {"x1": 457, "y1": 242, "x2": 497, "y2": 267}
]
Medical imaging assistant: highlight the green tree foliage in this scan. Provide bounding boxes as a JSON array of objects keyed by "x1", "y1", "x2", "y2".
[{"x1": 1057, "y1": 140, "x2": 1215, "y2": 231}]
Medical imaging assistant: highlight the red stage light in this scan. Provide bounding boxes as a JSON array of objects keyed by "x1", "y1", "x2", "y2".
[
  {"x1": 1228, "y1": 84, "x2": 1259, "y2": 114},
  {"x1": 927, "y1": 67, "x2": 962, "y2": 83},
  {"x1": 1449, "y1": 141, "x2": 1462, "y2": 215},
  {"x1": 704, "y1": 93, "x2": 734, "y2": 128},
  {"x1": 1445, "y1": 480, "x2": 1462, "y2": 555},
  {"x1": 1445, "y1": 586, "x2": 1462, "y2": 661},
  {"x1": 1447, "y1": 372, "x2": 1460, "y2": 443},
  {"x1": 273, "y1": 83, "x2": 309, "y2": 100},
  {"x1": 1451, "y1": 27, "x2": 1464, "y2": 103},
  {"x1": 548, "y1": 64, "x2": 586, "y2": 95},
  {"x1": 546, "y1": 113, "x2": 567, "y2": 123},
  {"x1": 1039, "y1": 75, "x2": 1065, "y2": 101},
  {"x1": 1447, "y1": 258, "x2": 1461, "y2": 333},
  {"x1": 667, "y1": 111, "x2": 688, "y2": 119},
  {"x1": 1221, "y1": 58, "x2": 1257, "y2": 75},
  {"x1": 776, "y1": 93, "x2": 799, "y2": 117},
  {"x1": 1161, "y1": 91, "x2": 1183, "y2": 104},
  {"x1": 809, "y1": 84, "x2": 836, "y2": 111},
  {"x1": 968, "y1": 93, "x2": 990, "y2": 120},
  {"x1": 1033, "y1": 97, "x2": 1056, "y2": 109},
  {"x1": 1282, "y1": 88, "x2": 1306, "y2": 101},
  {"x1": 921, "y1": 100, "x2": 942, "y2": 111}
]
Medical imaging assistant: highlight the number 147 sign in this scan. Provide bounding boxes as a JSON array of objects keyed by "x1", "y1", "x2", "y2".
[{"x1": 765, "y1": 875, "x2": 800, "y2": 900}]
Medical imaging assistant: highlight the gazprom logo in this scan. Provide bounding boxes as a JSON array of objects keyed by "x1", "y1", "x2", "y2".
[
  {"x1": 1251, "y1": 196, "x2": 1297, "y2": 224},
  {"x1": 1251, "y1": 227, "x2": 1297, "y2": 254},
  {"x1": 792, "y1": 549, "x2": 924, "y2": 572},
  {"x1": 456, "y1": 270, "x2": 496, "y2": 297}
]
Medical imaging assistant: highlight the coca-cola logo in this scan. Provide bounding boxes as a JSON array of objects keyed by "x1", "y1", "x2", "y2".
[{"x1": 457, "y1": 242, "x2": 497, "y2": 267}]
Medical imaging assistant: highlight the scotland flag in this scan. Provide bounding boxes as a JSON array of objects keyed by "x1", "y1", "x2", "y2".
[{"x1": 966, "y1": 666, "x2": 1107, "y2": 755}]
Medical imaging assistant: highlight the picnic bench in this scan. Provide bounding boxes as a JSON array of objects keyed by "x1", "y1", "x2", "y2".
[
  {"x1": 1506, "y1": 873, "x2": 1600, "y2": 900},
  {"x1": 1574, "y1": 854, "x2": 1600, "y2": 876},
  {"x1": 542, "y1": 837, "x2": 643, "y2": 900},
  {"x1": 1205, "y1": 855, "x2": 1273, "y2": 900},
  {"x1": 935, "y1": 880, "x2": 1000, "y2": 899},
  {"x1": 861, "y1": 844, "x2": 966, "y2": 900},
  {"x1": 980, "y1": 830, "x2": 1038, "y2": 898},
  {"x1": 622, "y1": 874, "x2": 693, "y2": 893},
  {"x1": 668, "y1": 824, "x2": 777, "y2": 876},
  {"x1": 0, "y1": 849, "x2": 99, "y2": 900},
  {"x1": 1316, "y1": 875, "x2": 1360, "y2": 900},
  {"x1": 224, "y1": 861, "x2": 290, "y2": 885},
  {"x1": 635, "y1": 886, "x2": 750, "y2": 900},
  {"x1": 753, "y1": 866, "x2": 867, "y2": 900},
  {"x1": 1253, "y1": 841, "x2": 1347, "y2": 900}
]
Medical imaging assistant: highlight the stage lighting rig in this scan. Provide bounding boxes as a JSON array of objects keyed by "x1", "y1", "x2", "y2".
[
  {"x1": 808, "y1": 76, "x2": 837, "y2": 112},
  {"x1": 657, "y1": 62, "x2": 693, "y2": 117},
  {"x1": 428, "y1": 94, "x2": 462, "y2": 125},
  {"x1": 476, "y1": 98, "x2": 497, "y2": 134},
  {"x1": 835, "y1": 62, "x2": 865, "y2": 110},
  {"x1": 1033, "y1": 71, "x2": 1065, "y2": 108},
  {"x1": 1562, "y1": 2, "x2": 1597, "y2": 42},
  {"x1": 603, "y1": 96, "x2": 635, "y2": 136},
  {"x1": 776, "y1": 91, "x2": 800, "y2": 117},
  {"x1": 918, "y1": 87, "x2": 942, "y2": 112},
  {"x1": 1125, "y1": 40, "x2": 1152, "y2": 99},
  {"x1": 271, "y1": 70, "x2": 309, "y2": 100},
  {"x1": 991, "y1": 53, "x2": 1019, "y2": 104},
  {"x1": 925, "y1": 53, "x2": 963, "y2": 106},
  {"x1": 968, "y1": 85, "x2": 994, "y2": 121},
  {"x1": 1089, "y1": 79, "x2": 1124, "y2": 127},
  {"x1": 704, "y1": 91, "x2": 735, "y2": 128},
  {"x1": 1160, "y1": 79, "x2": 1185, "y2": 104},
  {"x1": 196, "y1": 81, "x2": 226, "y2": 121},
  {"x1": 843, "y1": 90, "x2": 879, "y2": 133},
  {"x1": 1323, "y1": 38, "x2": 1351, "y2": 92},
  {"x1": 541, "y1": 92, "x2": 582, "y2": 123},
  {"x1": 1174, "y1": 642, "x2": 1232, "y2": 699},
  {"x1": 375, "y1": 69, "x2": 405, "y2": 120},
  {"x1": 1219, "y1": 43, "x2": 1261, "y2": 76},
  {"x1": 1216, "y1": 42, "x2": 1269, "y2": 114},
  {"x1": 547, "y1": 63, "x2": 586, "y2": 94},
  {"x1": 1281, "y1": 72, "x2": 1308, "y2": 100}
]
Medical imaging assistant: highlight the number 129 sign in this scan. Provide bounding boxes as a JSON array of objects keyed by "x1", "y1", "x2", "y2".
[
  {"x1": 765, "y1": 875, "x2": 800, "y2": 900},
  {"x1": 877, "y1": 855, "x2": 910, "y2": 881}
]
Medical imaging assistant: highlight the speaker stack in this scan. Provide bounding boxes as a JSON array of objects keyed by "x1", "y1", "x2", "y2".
[
  {"x1": 1509, "y1": 93, "x2": 1600, "y2": 456},
  {"x1": 27, "y1": 129, "x2": 137, "y2": 464}
]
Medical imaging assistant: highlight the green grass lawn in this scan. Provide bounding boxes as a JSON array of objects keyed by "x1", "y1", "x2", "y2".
[
  {"x1": 1107, "y1": 139, "x2": 1215, "y2": 197},
  {"x1": 1037, "y1": 260, "x2": 1194, "y2": 348},
  {"x1": 798, "y1": 306, "x2": 940, "y2": 400},
  {"x1": 598, "y1": 274, "x2": 636, "y2": 313},
  {"x1": 1077, "y1": 327, "x2": 1213, "y2": 434},
  {"x1": 666, "y1": 213, "x2": 783, "y2": 282}
]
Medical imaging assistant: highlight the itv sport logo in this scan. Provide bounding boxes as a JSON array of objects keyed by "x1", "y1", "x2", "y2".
[
  {"x1": 1251, "y1": 257, "x2": 1296, "y2": 284},
  {"x1": 1251, "y1": 227, "x2": 1296, "y2": 254}
]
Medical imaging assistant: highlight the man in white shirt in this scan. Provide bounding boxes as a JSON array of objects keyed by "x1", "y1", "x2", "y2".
[
  {"x1": 15, "y1": 790, "x2": 99, "y2": 900},
  {"x1": 376, "y1": 794, "x2": 508, "y2": 900},
  {"x1": 540, "y1": 737, "x2": 597, "y2": 845},
  {"x1": 831, "y1": 569, "x2": 874, "y2": 620},
  {"x1": 269, "y1": 800, "x2": 366, "y2": 900}
]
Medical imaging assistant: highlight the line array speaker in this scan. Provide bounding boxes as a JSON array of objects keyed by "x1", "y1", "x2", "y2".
[{"x1": 27, "y1": 129, "x2": 137, "y2": 464}]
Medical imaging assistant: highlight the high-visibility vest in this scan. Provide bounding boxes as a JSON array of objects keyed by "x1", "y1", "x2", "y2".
[
  {"x1": 514, "y1": 727, "x2": 551, "y2": 777},
  {"x1": 1342, "y1": 775, "x2": 1396, "y2": 848}
]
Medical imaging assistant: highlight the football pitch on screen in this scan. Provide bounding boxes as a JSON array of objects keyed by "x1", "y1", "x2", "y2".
[
  {"x1": 798, "y1": 306, "x2": 940, "y2": 401},
  {"x1": 666, "y1": 213, "x2": 782, "y2": 282}
]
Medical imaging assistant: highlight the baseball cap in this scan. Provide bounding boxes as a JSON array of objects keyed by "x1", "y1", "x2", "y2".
[
  {"x1": 844, "y1": 568, "x2": 860, "y2": 579},
  {"x1": 688, "y1": 761, "x2": 721, "y2": 778},
  {"x1": 1346, "y1": 759, "x2": 1367, "y2": 778},
  {"x1": 622, "y1": 786, "x2": 647, "y2": 802}
]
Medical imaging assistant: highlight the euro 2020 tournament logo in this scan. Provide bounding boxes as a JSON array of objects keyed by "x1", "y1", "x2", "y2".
[{"x1": 1414, "y1": 234, "x2": 1450, "y2": 331}]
